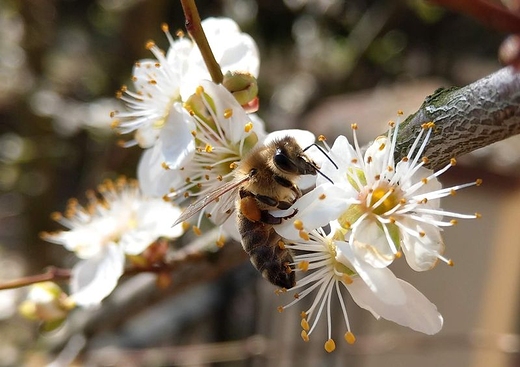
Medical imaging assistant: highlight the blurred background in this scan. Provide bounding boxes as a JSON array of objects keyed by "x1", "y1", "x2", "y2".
[{"x1": 0, "y1": 0, "x2": 519, "y2": 366}]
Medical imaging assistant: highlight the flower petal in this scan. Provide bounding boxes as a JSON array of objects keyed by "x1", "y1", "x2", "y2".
[
  {"x1": 70, "y1": 244, "x2": 125, "y2": 307},
  {"x1": 347, "y1": 277, "x2": 443, "y2": 335}
]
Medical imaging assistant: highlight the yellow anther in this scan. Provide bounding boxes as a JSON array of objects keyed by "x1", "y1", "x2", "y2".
[
  {"x1": 299, "y1": 230, "x2": 310, "y2": 241},
  {"x1": 278, "y1": 240, "x2": 286, "y2": 249},
  {"x1": 175, "y1": 29, "x2": 184, "y2": 38},
  {"x1": 379, "y1": 143, "x2": 386, "y2": 151},
  {"x1": 319, "y1": 193, "x2": 326, "y2": 200},
  {"x1": 216, "y1": 236, "x2": 225, "y2": 248},
  {"x1": 294, "y1": 219, "x2": 304, "y2": 230},
  {"x1": 50, "y1": 212, "x2": 62, "y2": 221},
  {"x1": 145, "y1": 41, "x2": 155, "y2": 49},
  {"x1": 422, "y1": 157, "x2": 430, "y2": 164},
  {"x1": 324, "y1": 339, "x2": 336, "y2": 353},
  {"x1": 300, "y1": 311, "x2": 307, "y2": 319},
  {"x1": 318, "y1": 134, "x2": 326, "y2": 141},
  {"x1": 450, "y1": 189, "x2": 457, "y2": 196},
  {"x1": 351, "y1": 123, "x2": 358, "y2": 130},
  {"x1": 301, "y1": 330, "x2": 310, "y2": 342},
  {"x1": 277, "y1": 306, "x2": 284, "y2": 313},
  {"x1": 421, "y1": 178, "x2": 428, "y2": 184},
  {"x1": 397, "y1": 110, "x2": 404, "y2": 115},
  {"x1": 196, "y1": 85, "x2": 204, "y2": 95},
  {"x1": 475, "y1": 212, "x2": 482, "y2": 218},
  {"x1": 367, "y1": 156, "x2": 373, "y2": 164},
  {"x1": 395, "y1": 251, "x2": 403, "y2": 259},
  {"x1": 476, "y1": 179, "x2": 483, "y2": 186},
  {"x1": 205, "y1": 144, "x2": 213, "y2": 153},
  {"x1": 224, "y1": 108, "x2": 233, "y2": 119},
  {"x1": 419, "y1": 231, "x2": 426, "y2": 237},
  {"x1": 345, "y1": 332, "x2": 356, "y2": 344},
  {"x1": 192, "y1": 226, "x2": 202, "y2": 236},
  {"x1": 244, "y1": 122, "x2": 253, "y2": 132},
  {"x1": 450, "y1": 219, "x2": 458, "y2": 225},
  {"x1": 448, "y1": 259, "x2": 454, "y2": 266},
  {"x1": 181, "y1": 222, "x2": 190, "y2": 232},
  {"x1": 342, "y1": 274, "x2": 353, "y2": 284},
  {"x1": 161, "y1": 23, "x2": 169, "y2": 32},
  {"x1": 450, "y1": 158, "x2": 457, "y2": 166},
  {"x1": 161, "y1": 162, "x2": 170, "y2": 170},
  {"x1": 191, "y1": 130, "x2": 197, "y2": 137},
  {"x1": 298, "y1": 261, "x2": 310, "y2": 272},
  {"x1": 388, "y1": 120, "x2": 395, "y2": 127},
  {"x1": 229, "y1": 162, "x2": 238, "y2": 169},
  {"x1": 301, "y1": 318, "x2": 310, "y2": 331}
]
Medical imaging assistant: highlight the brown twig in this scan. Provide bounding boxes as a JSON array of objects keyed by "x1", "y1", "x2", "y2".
[{"x1": 179, "y1": 0, "x2": 224, "y2": 84}]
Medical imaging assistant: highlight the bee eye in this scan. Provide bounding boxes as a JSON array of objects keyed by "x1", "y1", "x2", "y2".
[{"x1": 274, "y1": 150, "x2": 298, "y2": 173}]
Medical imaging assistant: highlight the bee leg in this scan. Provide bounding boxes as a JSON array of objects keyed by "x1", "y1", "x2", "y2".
[
  {"x1": 254, "y1": 196, "x2": 295, "y2": 211},
  {"x1": 259, "y1": 208, "x2": 298, "y2": 224}
]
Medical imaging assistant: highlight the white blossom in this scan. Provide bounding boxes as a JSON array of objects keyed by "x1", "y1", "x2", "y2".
[
  {"x1": 111, "y1": 18, "x2": 259, "y2": 148},
  {"x1": 279, "y1": 225, "x2": 443, "y2": 352},
  {"x1": 41, "y1": 178, "x2": 184, "y2": 307},
  {"x1": 276, "y1": 115, "x2": 481, "y2": 271}
]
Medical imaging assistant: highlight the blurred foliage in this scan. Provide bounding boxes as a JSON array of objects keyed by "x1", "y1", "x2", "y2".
[{"x1": 0, "y1": 0, "x2": 506, "y2": 364}]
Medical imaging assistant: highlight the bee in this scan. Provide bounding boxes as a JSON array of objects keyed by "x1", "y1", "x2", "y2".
[{"x1": 174, "y1": 136, "x2": 334, "y2": 289}]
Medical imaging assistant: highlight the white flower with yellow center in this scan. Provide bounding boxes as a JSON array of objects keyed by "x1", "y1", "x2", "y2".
[
  {"x1": 279, "y1": 225, "x2": 443, "y2": 353},
  {"x1": 111, "y1": 17, "x2": 259, "y2": 148},
  {"x1": 41, "y1": 178, "x2": 184, "y2": 307},
  {"x1": 276, "y1": 115, "x2": 481, "y2": 271},
  {"x1": 139, "y1": 81, "x2": 266, "y2": 233}
]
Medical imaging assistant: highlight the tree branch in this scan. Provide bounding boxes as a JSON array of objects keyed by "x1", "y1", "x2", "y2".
[
  {"x1": 180, "y1": 0, "x2": 223, "y2": 84},
  {"x1": 395, "y1": 66, "x2": 520, "y2": 169}
]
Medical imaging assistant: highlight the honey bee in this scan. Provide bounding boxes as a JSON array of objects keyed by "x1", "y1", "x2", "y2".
[{"x1": 174, "y1": 136, "x2": 334, "y2": 289}]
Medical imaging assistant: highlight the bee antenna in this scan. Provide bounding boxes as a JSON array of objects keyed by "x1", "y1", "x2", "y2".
[
  {"x1": 303, "y1": 143, "x2": 338, "y2": 169},
  {"x1": 316, "y1": 168, "x2": 334, "y2": 184}
]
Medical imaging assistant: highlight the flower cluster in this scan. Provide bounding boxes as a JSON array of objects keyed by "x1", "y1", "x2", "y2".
[
  {"x1": 274, "y1": 116, "x2": 481, "y2": 351},
  {"x1": 30, "y1": 16, "x2": 481, "y2": 353},
  {"x1": 41, "y1": 177, "x2": 184, "y2": 307}
]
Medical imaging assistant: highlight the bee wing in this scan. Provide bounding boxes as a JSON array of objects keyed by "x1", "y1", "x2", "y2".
[{"x1": 173, "y1": 176, "x2": 250, "y2": 226}]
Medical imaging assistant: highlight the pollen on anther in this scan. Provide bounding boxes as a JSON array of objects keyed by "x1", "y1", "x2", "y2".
[
  {"x1": 324, "y1": 339, "x2": 336, "y2": 353},
  {"x1": 421, "y1": 178, "x2": 428, "y2": 184},
  {"x1": 244, "y1": 122, "x2": 253, "y2": 132},
  {"x1": 450, "y1": 158, "x2": 457, "y2": 166},
  {"x1": 181, "y1": 222, "x2": 190, "y2": 232},
  {"x1": 301, "y1": 331, "x2": 310, "y2": 342},
  {"x1": 294, "y1": 220, "x2": 304, "y2": 230},
  {"x1": 450, "y1": 189, "x2": 457, "y2": 196},
  {"x1": 345, "y1": 332, "x2": 356, "y2": 344},
  {"x1": 318, "y1": 134, "x2": 326, "y2": 141},
  {"x1": 342, "y1": 274, "x2": 353, "y2": 284},
  {"x1": 450, "y1": 219, "x2": 458, "y2": 225},
  {"x1": 192, "y1": 226, "x2": 202, "y2": 236},
  {"x1": 50, "y1": 212, "x2": 62, "y2": 221},
  {"x1": 397, "y1": 110, "x2": 404, "y2": 116},
  {"x1": 422, "y1": 157, "x2": 430, "y2": 164},
  {"x1": 395, "y1": 251, "x2": 403, "y2": 259},
  {"x1": 277, "y1": 306, "x2": 284, "y2": 313},
  {"x1": 278, "y1": 241, "x2": 286, "y2": 249},
  {"x1": 351, "y1": 123, "x2": 358, "y2": 130},
  {"x1": 319, "y1": 193, "x2": 326, "y2": 200},
  {"x1": 196, "y1": 86, "x2": 204, "y2": 95},
  {"x1": 229, "y1": 162, "x2": 238, "y2": 170},
  {"x1": 476, "y1": 179, "x2": 483, "y2": 186},
  {"x1": 475, "y1": 212, "x2": 482, "y2": 219},
  {"x1": 161, "y1": 23, "x2": 169, "y2": 32},
  {"x1": 191, "y1": 130, "x2": 197, "y2": 137},
  {"x1": 299, "y1": 230, "x2": 310, "y2": 241},
  {"x1": 145, "y1": 41, "x2": 155, "y2": 50},
  {"x1": 388, "y1": 120, "x2": 395, "y2": 127},
  {"x1": 176, "y1": 29, "x2": 184, "y2": 38},
  {"x1": 224, "y1": 108, "x2": 233, "y2": 119},
  {"x1": 216, "y1": 236, "x2": 225, "y2": 248},
  {"x1": 378, "y1": 143, "x2": 386, "y2": 151},
  {"x1": 298, "y1": 261, "x2": 310, "y2": 272},
  {"x1": 301, "y1": 318, "x2": 310, "y2": 331},
  {"x1": 448, "y1": 259, "x2": 454, "y2": 266},
  {"x1": 419, "y1": 231, "x2": 426, "y2": 237}
]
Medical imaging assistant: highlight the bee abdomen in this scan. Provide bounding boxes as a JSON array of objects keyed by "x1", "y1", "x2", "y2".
[{"x1": 238, "y1": 213, "x2": 296, "y2": 289}]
